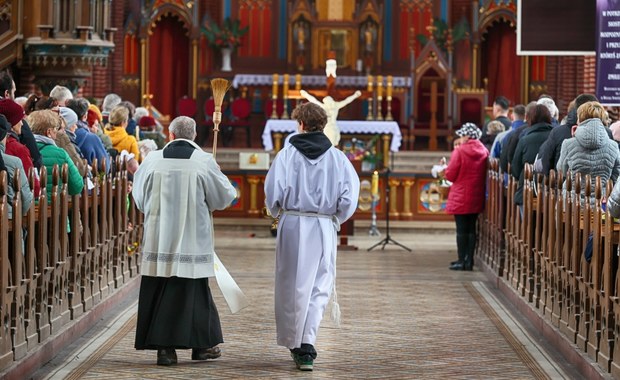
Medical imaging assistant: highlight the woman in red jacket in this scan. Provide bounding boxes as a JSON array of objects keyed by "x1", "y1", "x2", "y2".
[{"x1": 443, "y1": 123, "x2": 489, "y2": 271}]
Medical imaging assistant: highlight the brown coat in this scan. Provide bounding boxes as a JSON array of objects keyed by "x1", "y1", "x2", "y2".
[{"x1": 55, "y1": 132, "x2": 87, "y2": 177}]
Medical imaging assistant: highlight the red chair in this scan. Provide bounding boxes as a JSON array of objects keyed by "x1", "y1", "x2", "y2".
[
  {"x1": 224, "y1": 97, "x2": 252, "y2": 147},
  {"x1": 263, "y1": 99, "x2": 285, "y2": 119},
  {"x1": 177, "y1": 96, "x2": 197, "y2": 117}
]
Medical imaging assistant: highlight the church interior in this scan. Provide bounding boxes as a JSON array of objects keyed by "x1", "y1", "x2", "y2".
[{"x1": 0, "y1": 0, "x2": 615, "y2": 379}]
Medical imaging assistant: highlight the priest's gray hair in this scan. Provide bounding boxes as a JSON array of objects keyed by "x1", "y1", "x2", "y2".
[{"x1": 169, "y1": 116, "x2": 196, "y2": 139}]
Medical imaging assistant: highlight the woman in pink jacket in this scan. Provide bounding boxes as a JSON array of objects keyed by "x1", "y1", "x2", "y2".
[{"x1": 444, "y1": 123, "x2": 489, "y2": 271}]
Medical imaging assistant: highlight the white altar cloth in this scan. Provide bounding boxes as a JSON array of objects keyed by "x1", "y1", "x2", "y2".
[
  {"x1": 233, "y1": 74, "x2": 412, "y2": 89},
  {"x1": 262, "y1": 119, "x2": 402, "y2": 152}
]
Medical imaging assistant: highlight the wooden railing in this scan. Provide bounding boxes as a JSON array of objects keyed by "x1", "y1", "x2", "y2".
[
  {"x1": 0, "y1": 159, "x2": 142, "y2": 371},
  {"x1": 479, "y1": 159, "x2": 620, "y2": 377}
]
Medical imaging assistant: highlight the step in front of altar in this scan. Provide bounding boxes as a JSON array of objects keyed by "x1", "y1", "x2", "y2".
[{"x1": 212, "y1": 148, "x2": 451, "y2": 175}]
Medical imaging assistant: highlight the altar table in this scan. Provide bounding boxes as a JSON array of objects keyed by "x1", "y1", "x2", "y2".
[{"x1": 262, "y1": 119, "x2": 402, "y2": 168}]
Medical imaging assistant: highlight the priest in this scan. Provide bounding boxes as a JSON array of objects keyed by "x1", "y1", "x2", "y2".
[{"x1": 132, "y1": 116, "x2": 237, "y2": 366}]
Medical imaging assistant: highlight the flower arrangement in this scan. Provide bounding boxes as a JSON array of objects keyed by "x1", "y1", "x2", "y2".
[
  {"x1": 342, "y1": 135, "x2": 382, "y2": 168},
  {"x1": 202, "y1": 18, "x2": 249, "y2": 51}
]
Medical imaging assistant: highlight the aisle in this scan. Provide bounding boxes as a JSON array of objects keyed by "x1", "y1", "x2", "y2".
[{"x1": 35, "y1": 229, "x2": 577, "y2": 379}]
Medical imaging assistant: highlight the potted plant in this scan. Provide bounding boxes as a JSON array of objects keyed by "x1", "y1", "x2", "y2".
[{"x1": 201, "y1": 18, "x2": 249, "y2": 71}]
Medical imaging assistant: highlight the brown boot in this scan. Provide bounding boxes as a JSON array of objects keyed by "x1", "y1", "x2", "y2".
[{"x1": 191, "y1": 346, "x2": 222, "y2": 360}]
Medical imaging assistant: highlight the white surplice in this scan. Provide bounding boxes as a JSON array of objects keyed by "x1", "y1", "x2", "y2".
[
  {"x1": 132, "y1": 139, "x2": 237, "y2": 279},
  {"x1": 265, "y1": 143, "x2": 360, "y2": 349}
]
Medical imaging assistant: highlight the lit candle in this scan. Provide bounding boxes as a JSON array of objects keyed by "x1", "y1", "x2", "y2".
[
  {"x1": 371, "y1": 170, "x2": 379, "y2": 196},
  {"x1": 376, "y1": 75, "x2": 383, "y2": 98},
  {"x1": 283, "y1": 74, "x2": 289, "y2": 98},
  {"x1": 295, "y1": 74, "x2": 302, "y2": 90},
  {"x1": 367, "y1": 75, "x2": 373, "y2": 92},
  {"x1": 272, "y1": 74, "x2": 279, "y2": 99},
  {"x1": 387, "y1": 75, "x2": 393, "y2": 98}
]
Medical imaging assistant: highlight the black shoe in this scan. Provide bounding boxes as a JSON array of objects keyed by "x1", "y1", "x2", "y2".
[
  {"x1": 157, "y1": 348, "x2": 177, "y2": 366},
  {"x1": 192, "y1": 346, "x2": 222, "y2": 360},
  {"x1": 450, "y1": 262, "x2": 473, "y2": 271},
  {"x1": 450, "y1": 260, "x2": 460, "y2": 266},
  {"x1": 449, "y1": 261, "x2": 463, "y2": 270}
]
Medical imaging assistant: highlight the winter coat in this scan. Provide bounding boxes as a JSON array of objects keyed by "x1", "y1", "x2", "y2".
[
  {"x1": 55, "y1": 132, "x2": 87, "y2": 177},
  {"x1": 536, "y1": 109, "x2": 577, "y2": 175},
  {"x1": 499, "y1": 124, "x2": 529, "y2": 173},
  {"x1": 36, "y1": 138, "x2": 84, "y2": 199},
  {"x1": 512, "y1": 122, "x2": 553, "y2": 205},
  {"x1": 0, "y1": 144, "x2": 33, "y2": 219},
  {"x1": 444, "y1": 138, "x2": 489, "y2": 215},
  {"x1": 556, "y1": 118, "x2": 620, "y2": 203},
  {"x1": 5, "y1": 134, "x2": 40, "y2": 197},
  {"x1": 75, "y1": 126, "x2": 111, "y2": 173},
  {"x1": 105, "y1": 127, "x2": 140, "y2": 161}
]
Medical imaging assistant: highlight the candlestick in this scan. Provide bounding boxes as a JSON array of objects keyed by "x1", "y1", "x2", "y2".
[
  {"x1": 295, "y1": 74, "x2": 302, "y2": 90},
  {"x1": 282, "y1": 74, "x2": 290, "y2": 119},
  {"x1": 371, "y1": 170, "x2": 379, "y2": 196},
  {"x1": 376, "y1": 75, "x2": 384, "y2": 121},
  {"x1": 386, "y1": 75, "x2": 393, "y2": 121},
  {"x1": 367, "y1": 75, "x2": 373, "y2": 92},
  {"x1": 272, "y1": 74, "x2": 279, "y2": 99},
  {"x1": 271, "y1": 74, "x2": 279, "y2": 119}
]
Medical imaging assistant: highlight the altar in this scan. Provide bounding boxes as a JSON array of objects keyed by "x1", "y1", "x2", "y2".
[{"x1": 262, "y1": 119, "x2": 402, "y2": 167}]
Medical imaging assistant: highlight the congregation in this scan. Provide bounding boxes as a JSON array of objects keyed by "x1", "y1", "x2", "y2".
[
  {"x1": 440, "y1": 92, "x2": 620, "y2": 272},
  {"x1": 0, "y1": 70, "x2": 168, "y2": 222}
]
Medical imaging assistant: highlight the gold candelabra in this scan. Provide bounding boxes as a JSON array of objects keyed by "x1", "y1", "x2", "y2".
[
  {"x1": 271, "y1": 73, "x2": 279, "y2": 119},
  {"x1": 366, "y1": 75, "x2": 374, "y2": 121},
  {"x1": 376, "y1": 75, "x2": 384, "y2": 121},
  {"x1": 386, "y1": 75, "x2": 393, "y2": 121},
  {"x1": 282, "y1": 74, "x2": 290, "y2": 119}
]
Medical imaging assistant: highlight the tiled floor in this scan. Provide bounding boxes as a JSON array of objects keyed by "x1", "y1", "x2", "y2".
[{"x1": 35, "y1": 225, "x2": 582, "y2": 379}]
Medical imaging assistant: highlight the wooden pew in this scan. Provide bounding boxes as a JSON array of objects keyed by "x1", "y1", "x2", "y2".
[{"x1": 0, "y1": 172, "x2": 13, "y2": 369}]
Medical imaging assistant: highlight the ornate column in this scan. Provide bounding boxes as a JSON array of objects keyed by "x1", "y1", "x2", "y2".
[
  {"x1": 247, "y1": 177, "x2": 261, "y2": 215},
  {"x1": 388, "y1": 179, "x2": 400, "y2": 219},
  {"x1": 382, "y1": 134, "x2": 390, "y2": 168},
  {"x1": 273, "y1": 133, "x2": 283, "y2": 152},
  {"x1": 401, "y1": 179, "x2": 415, "y2": 220}
]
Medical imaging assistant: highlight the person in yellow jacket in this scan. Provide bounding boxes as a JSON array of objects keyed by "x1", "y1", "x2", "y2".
[{"x1": 104, "y1": 105, "x2": 140, "y2": 161}]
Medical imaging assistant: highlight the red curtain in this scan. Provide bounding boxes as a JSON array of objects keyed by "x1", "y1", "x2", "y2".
[
  {"x1": 481, "y1": 22, "x2": 520, "y2": 106},
  {"x1": 148, "y1": 15, "x2": 189, "y2": 118}
]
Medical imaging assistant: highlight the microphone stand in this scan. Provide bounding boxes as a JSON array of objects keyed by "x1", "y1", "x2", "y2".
[{"x1": 368, "y1": 151, "x2": 411, "y2": 252}]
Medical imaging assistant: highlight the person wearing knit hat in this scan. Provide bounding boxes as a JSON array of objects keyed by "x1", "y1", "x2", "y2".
[
  {"x1": 441, "y1": 121, "x2": 489, "y2": 271},
  {"x1": 59, "y1": 106, "x2": 78, "y2": 130},
  {"x1": 0, "y1": 114, "x2": 33, "y2": 219},
  {"x1": 63, "y1": 103, "x2": 111, "y2": 173},
  {"x1": 0, "y1": 98, "x2": 25, "y2": 128},
  {"x1": 138, "y1": 115, "x2": 157, "y2": 131},
  {"x1": 455, "y1": 122, "x2": 483, "y2": 140},
  {"x1": 0, "y1": 98, "x2": 40, "y2": 197},
  {"x1": 87, "y1": 104, "x2": 113, "y2": 151},
  {"x1": 56, "y1": 107, "x2": 88, "y2": 177}
]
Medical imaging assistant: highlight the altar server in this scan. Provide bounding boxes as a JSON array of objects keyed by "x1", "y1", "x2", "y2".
[{"x1": 264, "y1": 102, "x2": 360, "y2": 371}]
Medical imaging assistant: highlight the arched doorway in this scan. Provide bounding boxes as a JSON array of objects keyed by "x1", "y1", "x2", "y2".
[
  {"x1": 148, "y1": 14, "x2": 190, "y2": 118},
  {"x1": 480, "y1": 20, "x2": 520, "y2": 106}
]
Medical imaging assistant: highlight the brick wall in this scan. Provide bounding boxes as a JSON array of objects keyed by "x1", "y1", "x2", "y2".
[{"x1": 545, "y1": 56, "x2": 597, "y2": 118}]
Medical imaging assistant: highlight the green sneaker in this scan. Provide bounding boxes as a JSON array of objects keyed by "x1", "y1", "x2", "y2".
[{"x1": 291, "y1": 352, "x2": 313, "y2": 371}]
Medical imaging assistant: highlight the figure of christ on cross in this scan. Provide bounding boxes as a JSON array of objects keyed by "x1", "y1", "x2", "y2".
[{"x1": 299, "y1": 89, "x2": 362, "y2": 146}]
